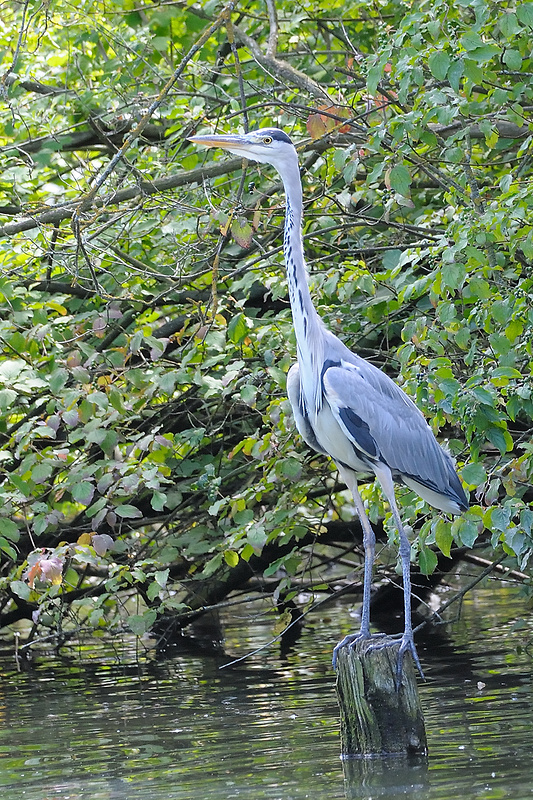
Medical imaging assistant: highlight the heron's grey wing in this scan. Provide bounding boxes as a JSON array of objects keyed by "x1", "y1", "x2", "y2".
[
  {"x1": 322, "y1": 362, "x2": 468, "y2": 512},
  {"x1": 286, "y1": 363, "x2": 327, "y2": 455}
]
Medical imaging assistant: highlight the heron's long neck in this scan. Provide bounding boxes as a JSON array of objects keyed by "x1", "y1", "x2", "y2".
[{"x1": 281, "y1": 164, "x2": 324, "y2": 415}]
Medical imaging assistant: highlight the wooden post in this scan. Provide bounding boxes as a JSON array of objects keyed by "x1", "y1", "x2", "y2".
[{"x1": 335, "y1": 638, "x2": 427, "y2": 757}]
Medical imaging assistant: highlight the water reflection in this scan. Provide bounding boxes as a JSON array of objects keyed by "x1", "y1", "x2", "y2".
[
  {"x1": 342, "y1": 757, "x2": 430, "y2": 800},
  {"x1": 0, "y1": 581, "x2": 531, "y2": 800}
]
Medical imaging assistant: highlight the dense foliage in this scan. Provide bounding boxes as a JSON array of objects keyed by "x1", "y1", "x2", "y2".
[{"x1": 1, "y1": 0, "x2": 532, "y2": 653}]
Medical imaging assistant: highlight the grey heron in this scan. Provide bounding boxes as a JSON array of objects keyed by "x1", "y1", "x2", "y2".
[{"x1": 190, "y1": 127, "x2": 469, "y2": 681}]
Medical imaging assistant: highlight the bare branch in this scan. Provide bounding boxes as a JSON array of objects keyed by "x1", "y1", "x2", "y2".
[
  {"x1": 0, "y1": 157, "x2": 242, "y2": 238},
  {"x1": 265, "y1": 0, "x2": 279, "y2": 57},
  {"x1": 232, "y1": 23, "x2": 333, "y2": 102},
  {"x1": 72, "y1": 1, "x2": 236, "y2": 217},
  {"x1": 432, "y1": 120, "x2": 528, "y2": 140},
  {"x1": 0, "y1": 0, "x2": 31, "y2": 99},
  {"x1": 2, "y1": 72, "x2": 67, "y2": 97}
]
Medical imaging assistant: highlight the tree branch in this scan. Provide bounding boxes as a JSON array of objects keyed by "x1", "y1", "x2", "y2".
[
  {"x1": 0, "y1": 157, "x2": 243, "y2": 238},
  {"x1": 72, "y1": 1, "x2": 236, "y2": 219},
  {"x1": 265, "y1": 0, "x2": 279, "y2": 57},
  {"x1": 232, "y1": 22, "x2": 332, "y2": 102}
]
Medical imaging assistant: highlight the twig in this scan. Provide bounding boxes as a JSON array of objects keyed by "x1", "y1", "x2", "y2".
[
  {"x1": 231, "y1": 21, "x2": 332, "y2": 102},
  {"x1": 265, "y1": 0, "x2": 279, "y2": 57},
  {"x1": 219, "y1": 586, "x2": 351, "y2": 669},
  {"x1": 0, "y1": 137, "x2": 336, "y2": 240},
  {"x1": 1, "y1": 0, "x2": 31, "y2": 99},
  {"x1": 462, "y1": 127, "x2": 498, "y2": 270},
  {"x1": 71, "y1": 1, "x2": 236, "y2": 223},
  {"x1": 226, "y1": 16, "x2": 249, "y2": 132},
  {"x1": 415, "y1": 551, "x2": 508, "y2": 632},
  {"x1": 0, "y1": 158, "x2": 243, "y2": 239},
  {"x1": 461, "y1": 551, "x2": 528, "y2": 581},
  {"x1": 2, "y1": 73, "x2": 66, "y2": 97}
]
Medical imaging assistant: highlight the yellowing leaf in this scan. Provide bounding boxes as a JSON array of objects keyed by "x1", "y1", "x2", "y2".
[
  {"x1": 231, "y1": 217, "x2": 253, "y2": 248},
  {"x1": 224, "y1": 550, "x2": 239, "y2": 568},
  {"x1": 48, "y1": 301, "x2": 67, "y2": 316}
]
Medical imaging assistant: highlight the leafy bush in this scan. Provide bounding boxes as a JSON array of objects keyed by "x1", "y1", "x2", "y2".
[{"x1": 1, "y1": 0, "x2": 532, "y2": 651}]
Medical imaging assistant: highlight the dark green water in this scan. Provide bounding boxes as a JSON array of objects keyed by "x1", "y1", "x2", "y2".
[{"x1": 1, "y1": 577, "x2": 532, "y2": 799}]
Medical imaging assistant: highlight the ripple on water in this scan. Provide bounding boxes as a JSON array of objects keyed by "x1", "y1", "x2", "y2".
[{"x1": 0, "y1": 584, "x2": 532, "y2": 800}]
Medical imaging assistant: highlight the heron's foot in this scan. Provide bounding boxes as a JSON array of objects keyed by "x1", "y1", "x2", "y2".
[
  {"x1": 396, "y1": 633, "x2": 425, "y2": 686},
  {"x1": 371, "y1": 632, "x2": 425, "y2": 687},
  {"x1": 332, "y1": 630, "x2": 386, "y2": 669},
  {"x1": 332, "y1": 631, "x2": 424, "y2": 688}
]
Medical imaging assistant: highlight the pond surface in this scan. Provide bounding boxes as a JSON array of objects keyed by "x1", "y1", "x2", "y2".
[{"x1": 1, "y1": 574, "x2": 532, "y2": 800}]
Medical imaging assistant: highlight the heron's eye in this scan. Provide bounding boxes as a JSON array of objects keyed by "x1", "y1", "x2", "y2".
[{"x1": 262, "y1": 136, "x2": 273, "y2": 144}]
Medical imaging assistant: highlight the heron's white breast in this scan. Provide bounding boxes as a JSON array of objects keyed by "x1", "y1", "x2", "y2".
[{"x1": 312, "y1": 400, "x2": 370, "y2": 475}]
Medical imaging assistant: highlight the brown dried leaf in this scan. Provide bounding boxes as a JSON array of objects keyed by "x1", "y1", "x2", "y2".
[{"x1": 306, "y1": 113, "x2": 327, "y2": 140}]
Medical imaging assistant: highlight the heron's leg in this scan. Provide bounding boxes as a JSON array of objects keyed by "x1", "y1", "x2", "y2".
[
  {"x1": 332, "y1": 468, "x2": 380, "y2": 667},
  {"x1": 373, "y1": 465, "x2": 424, "y2": 683}
]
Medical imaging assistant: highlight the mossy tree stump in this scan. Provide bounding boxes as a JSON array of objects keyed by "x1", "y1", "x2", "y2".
[{"x1": 335, "y1": 637, "x2": 427, "y2": 757}]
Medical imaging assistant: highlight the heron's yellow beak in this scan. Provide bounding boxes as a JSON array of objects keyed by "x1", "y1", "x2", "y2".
[{"x1": 188, "y1": 134, "x2": 249, "y2": 151}]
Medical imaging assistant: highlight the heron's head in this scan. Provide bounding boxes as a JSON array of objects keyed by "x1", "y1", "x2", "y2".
[{"x1": 188, "y1": 127, "x2": 298, "y2": 172}]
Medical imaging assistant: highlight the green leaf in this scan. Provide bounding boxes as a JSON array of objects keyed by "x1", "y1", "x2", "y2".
[
  {"x1": 466, "y1": 45, "x2": 500, "y2": 64},
  {"x1": 10, "y1": 580, "x2": 30, "y2": 601},
  {"x1": 231, "y1": 217, "x2": 253, "y2": 248},
  {"x1": 442, "y1": 262, "x2": 465, "y2": 290},
  {"x1": 388, "y1": 164, "x2": 411, "y2": 197},
  {"x1": 86, "y1": 497, "x2": 107, "y2": 518},
  {"x1": 151, "y1": 491, "x2": 167, "y2": 512},
  {"x1": 227, "y1": 313, "x2": 249, "y2": 344},
  {"x1": 10, "y1": 473, "x2": 31, "y2": 497},
  {"x1": 447, "y1": 59, "x2": 464, "y2": 92},
  {"x1": 451, "y1": 517, "x2": 479, "y2": 548},
  {"x1": 382, "y1": 249, "x2": 403, "y2": 270},
  {"x1": 147, "y1": 581, "x2": 161, "y2": 601},
  {"x1": 155, "y1": 569, "x2": 169, "y2": 588},
  {"x1": 115, "y1": 504, "x2": 143, "y2": 519},
  {"x1": 466, "y1": 277, "x2": 491, "y2": 299},
  {"x1": 428, "y1": 51, "x2": 451, "y2": 81},
  {"x1": 418, "y1": 546, "x2": 438, "y2": 576},
  {"x1": 367, "y1": 63, "x2": 384, "y2": 95},
  {"x1": 454, "y1": 327, "x2": 470, "y2": 349},
  {"x1": 461, "y1": 463, "x2": 487, "y2": 486},
  {"x1": 486, "y1": 427, "x2": 512, "y2": 454},
  {"x1": 503, "y1": 49, "x2": 522, "y2": 70},
  {"x1": 0, "y1": 537, "x2": 17, "y2": 560},
  {"x1": 499, "y1": 173, "x2": 512, "y2": 193},
  {"x1": 0, "y1": 518, "x2": 20, "y2": 541},
  {"x1": 246, "y1": 524, "x2": 267, "y2": 550},
  {"x1": 128, "y1": 610, "x2": 157, "y2": 635},
  {"x1": 49, "y1": 368, "x2": 69, "y2": 396},
  {"x1": 471, "y1": 387, "x2": 494, "y2": 406},
  {"x1": 0, "y1": 388, "x2": 17, "y2": 410},
  {"x1": 487, "y1": 507, "x2": 511, "y2": 532},
  {"x1": 488, "y1": 333, "x2": 512, "y2": 356},
  {"x1": 434, "y1": 519, "x2": 453, "y2": 558},
  {"x1": 280, "y1": 457, "x2": 302, "y2": 479},
  {"x1": 463, "y1": 59, "x2": 485, "y2": 84},
  {"x1": 71, "y1": 481, "x2": 95, "y2": 506},
  {"x1": 499, "y1": 12, "x2": 521, "y2": 37},
  {"x1": 517, "y1": 3, "x2": 533, "y2": 27}
]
